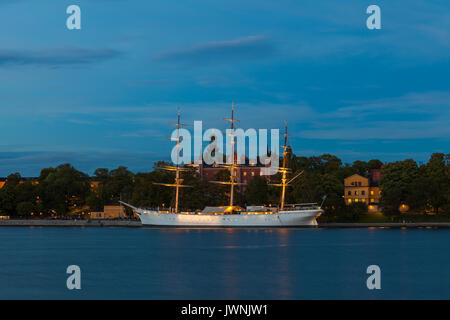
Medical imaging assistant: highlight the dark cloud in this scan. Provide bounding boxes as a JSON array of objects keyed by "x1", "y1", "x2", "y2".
[
  {"x1": 0, "y1": 47, "x2": 120, "y2": 67},
  {"x1": 155, "y1": 35, "x2": 277, "y2": 65}
]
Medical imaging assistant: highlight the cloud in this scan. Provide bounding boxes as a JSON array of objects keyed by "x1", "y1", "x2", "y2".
[
  {"x1": 329, "y1": 91, "x2": 450, "y2": 119},
  {"x1": 0, "y1": 47, "x2": 120, "y2": 67},
  {"x1": 0, "y1": 92, "x2": 446, "y2": 175},
  {"x1": 298, "y1": 91, "x2": 450, "y2": 140},
  {"x1": 155, "y1": 35, "x2": 277, "y2": 65}
]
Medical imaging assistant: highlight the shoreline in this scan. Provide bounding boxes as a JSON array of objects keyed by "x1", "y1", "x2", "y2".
[
  {"x1": 1, "y1": 219, "x2": 450, "y2": 228},
  {"x1": 0, "y1": 219, "x2": 142, "y2": 227}
]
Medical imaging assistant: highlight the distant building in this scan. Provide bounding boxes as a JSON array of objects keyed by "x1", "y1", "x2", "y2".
[
  {"x1": 197, "y1": 162, "x2": 267, "y2": 193},
  {"x1": 89, "y1": 205, "x2": 126, "y2": 219},
  {"x1": 344, "y1": 169, "x2": 382, "y2": 212},
  {"x1": 0, "y1": 177, "x2": 38, "y2": 189},
  {"x1": 90, "y1": 181, "x2": 100, "y2": 189}
]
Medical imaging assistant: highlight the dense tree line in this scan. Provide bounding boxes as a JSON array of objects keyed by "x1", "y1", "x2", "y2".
[
  {"x1": 0, "y1": 153, "x2": 448, "y2": 220},
  {"x1": 380, "y1": 153, "x2": 449, "y2": 215}
]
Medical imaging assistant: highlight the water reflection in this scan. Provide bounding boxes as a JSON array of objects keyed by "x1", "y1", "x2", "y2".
[
  {"x1": 157, "y1": 228, "x2": 298, "y2": 299},
  {"x1": 2, "y1": 227, "x2": 450, "y2": 299}
]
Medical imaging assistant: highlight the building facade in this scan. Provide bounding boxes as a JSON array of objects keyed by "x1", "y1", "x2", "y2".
[
  {"x1": 89, "y1": 205, "x2": 127, "y2": 219},
  {"x1": 197, "y1": 163, "x2": 267, "y2": 193},
  {"x1": 344, "y1": 170, "x2": 382, "y2": 212}
]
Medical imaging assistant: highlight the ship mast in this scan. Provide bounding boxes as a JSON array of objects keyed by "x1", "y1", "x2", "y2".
[
  {"x1": 174, "y1": 110, "x2": 182, "y2": 213},
  {"x1": 280, "y1": 121, "x2": 289, "y2": 210},
  {"x1": 154, "y1": 110, "x2": 191, "y2": 213},
  {"x1": 227, "y1": 102, "x2": 238, "y2": 207},
  {"x1": 271, "y1": 121, "x2": 303, "y2": 210},
  {"x1": 210, "y1": 102, "x2": 242, "y2": 208}
]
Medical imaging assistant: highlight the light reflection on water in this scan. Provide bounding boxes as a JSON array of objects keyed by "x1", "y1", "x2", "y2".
[{"x1": 0, "y1": 226, "x2": 449, "y2": 299}]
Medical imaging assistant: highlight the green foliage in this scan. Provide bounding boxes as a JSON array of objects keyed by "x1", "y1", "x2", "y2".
[
  {"x1": 16, "y1": 201, "x2": 35, "y2": 217},
  {"x1": 379, "y1": 159, "x2": 421, "y2": 215},
  {"x1": 379, "y1": 154, "x2": 449, "y2": 215},
  {"x1": 130, "y1": 169, "x2": 173, "y2": 209},
  {"x1": 289, "y1": 155, "x2": 346, "y2": 220},
  {"x1": 87, "y1": 166, "x2": 135, "y2": 210},
  {"x1": 423, "y1": 153, "x2": 449, "y2": 213},
  {"x1": 337, "y1": 202, "x2": 368, "y2": 222},
  {"x1": 37, "y1": 164, "x2": 90, "y2": 216},
  {"x1": 245, "y1": 176, "x2": 269, "y2": 205},
  {"x1": 0, "y1": 174, "x2": 37, "y2": 217},
  {"x1": 0, "y1": 152, "x2": 448, "y2": 222}
]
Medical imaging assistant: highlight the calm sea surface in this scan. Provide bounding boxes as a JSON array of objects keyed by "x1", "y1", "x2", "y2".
[{"x1": 0, "y1": 226, "x2": 449, "y2": 299}]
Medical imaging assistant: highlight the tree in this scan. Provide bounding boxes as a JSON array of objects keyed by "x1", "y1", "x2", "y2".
[
  {"x1": 379, "y1": 159, "x2": 422, "y2": 215},
  {"x1": 0, "y1": 174, "x2": 37, "y2": 217},
  {"x1": 423, "y1": 153, "x2": 449, "y2": 213},
  {"x1": 88, "y1": 166, "x2": 135, "y2": 210},
  {"x1": 0, "y1": 185, "x2": 17, "y2": 216},
  {"x1": 16, "y1": 201, "x2": 35, "y2": 217},
  {"x1": 131, "y1": 170, "x2": 173, "y2": 209},
  {"x1": 93, "y1": 168, "x2": 110, "y2": 182},
  {"x1": 210, "y1": 169, "x2": 233, "y2": 206},
  {"x1": 37, "y1": 164, "x2": 90, "y2": 216},
  {"x1": 350, "y1": 159, "x2": 382, "y2": 177},
  {"x1": 107, "y1": 166, "x2": 134, "y2": 201},
  {"x1": 178, "y1": 169, "x2": 211, "y2": 210},
  {"x1": 339, "y1": 202, "x2": 368, "y2": 222},
  {"x1": 368, "y1": 159, "x2": 383, "y2": 170},
  {"x1": 245, "y1": 176, "x2": 269, "y2": 205}
]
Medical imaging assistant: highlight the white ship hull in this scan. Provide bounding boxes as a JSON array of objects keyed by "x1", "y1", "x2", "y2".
[{"x1": 134, "y1": 208, "x2": 322, "y2": 227}]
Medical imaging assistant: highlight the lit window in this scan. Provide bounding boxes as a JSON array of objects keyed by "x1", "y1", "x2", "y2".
[
  {"x1": 370, "y1": 198, "x2": 374, "y2": 203},
  {"x1": 370, "y1": 190, "x2": 374, "y2": 195},
  {"x1": 355, "y1": 198, "x2": 359, "y2": 202},
  {"x1": 252, "y1": 172, "x2": 255, "y2": 176},
  {"x1": 243, "y1": 172, "x2": 247, "y2": 176},
  {"x1": 362, "y1": 199, "x2": 366, "y2": 203},
  {"x1": 348, "y1": 199, "x2": 352, "y2": 204},
  {"x1": 355, "y1": 191, "x2": 359, "y2": 195}
]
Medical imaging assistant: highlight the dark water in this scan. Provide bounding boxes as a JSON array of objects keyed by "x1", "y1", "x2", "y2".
[{"x1": 0, "y1": 226, "x2": 449, "y2": 299}]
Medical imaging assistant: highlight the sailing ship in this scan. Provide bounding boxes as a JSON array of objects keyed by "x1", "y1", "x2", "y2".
[{"x1": 120, "y1": 104, "x2": 323, "y2": 227}]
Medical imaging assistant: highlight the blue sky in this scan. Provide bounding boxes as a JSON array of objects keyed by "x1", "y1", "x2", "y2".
[{"x1": 0, "y1": 0, "x2": 448, "y2": 176}]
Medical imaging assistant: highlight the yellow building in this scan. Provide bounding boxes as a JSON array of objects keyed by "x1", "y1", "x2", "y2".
[
  {"x1": 89, "y1": 205, "x2": 126, "y2": 219},
  {"x1": 344, "y1": 173, "x2": 381, "y2": 212}
]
